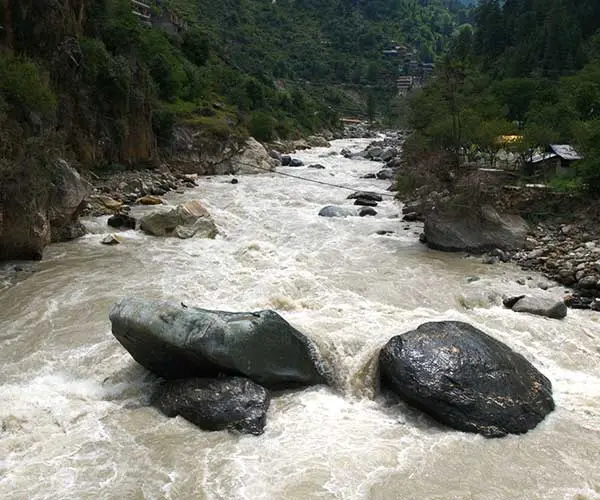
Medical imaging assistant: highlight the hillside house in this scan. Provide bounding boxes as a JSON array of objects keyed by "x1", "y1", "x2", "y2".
[
  {"x1": 525, "y1": 144, "x2": 584, "y2": 179},
  {"x1": 397, "y1": 76, "x2": 413, "y2": 95},
  {"x1": 131, "y1": 0, "x2": 152, "y2": 27}
]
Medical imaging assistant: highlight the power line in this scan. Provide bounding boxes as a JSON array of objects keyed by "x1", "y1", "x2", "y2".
[{"x1": 236, "y1": 162, "x2": 397, "y2": 198}]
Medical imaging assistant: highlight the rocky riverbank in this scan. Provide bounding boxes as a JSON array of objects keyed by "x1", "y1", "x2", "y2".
[
  {"x1": 395, "y1": 162, "x2": 600, "y2": 311},
  {"x1": 512, "y1": 220, "x2": 600, "y2": 310}
]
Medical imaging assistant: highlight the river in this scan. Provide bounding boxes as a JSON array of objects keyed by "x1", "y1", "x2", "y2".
[{"x1": 1, "y1": 138, "x2": 599, "y2": 499}]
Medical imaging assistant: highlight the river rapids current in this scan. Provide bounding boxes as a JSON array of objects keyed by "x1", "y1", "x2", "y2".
[{"x1": 1, "y1": 138, "x2": 599, "y2": 499}]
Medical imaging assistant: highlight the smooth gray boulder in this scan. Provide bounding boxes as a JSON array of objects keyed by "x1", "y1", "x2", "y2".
[
  {"x1": 109, "y1": 298, "x2": 328, "y2": 389},
  {"x1": 140, "y1": 200, "x2": 218, "y2": 239},
  {"x1": 505, "y1": 295, "x2": 568, "y2": 320},
  {"x1": 152, "y1": 376, "x2": 270, "y2": 435},
  {"x1": 424, "y1": 205, "x2": 529, "y2": 252},
  {"x1": 318, "y1": 205, "x2": 356, "y2": 218},
  {"x1": 379, "y1": 321, "x2": 554, "y2": 437}
]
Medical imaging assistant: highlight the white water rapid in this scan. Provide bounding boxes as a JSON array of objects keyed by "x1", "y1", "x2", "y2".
[{"x1": 1, "y1": 138, "x2": 599, "y2": 499}]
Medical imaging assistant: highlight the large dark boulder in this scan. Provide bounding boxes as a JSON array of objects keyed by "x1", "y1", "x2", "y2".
[
  {"x1": 109, "y1": 298, "x2": 328, "y2": 389},
  {"x1": 108, "y1": 213, "x2": 137, "y2": 230},
  {"x1": 152, "y1": 377, "x2": 270, "y2": 435},
  {"x1": 379, "y1": 321, "x2": 554, "y2": 437},
  {"x1": 424, "y1": 205, "x2": 529, "y2": 253}
]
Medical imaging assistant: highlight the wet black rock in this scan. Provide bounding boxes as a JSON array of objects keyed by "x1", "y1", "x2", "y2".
[
  {"x1": 402, "y1": 212, "x2": 418, "y2": 222},
  {"x1": 358, "y1": 207, "x2": 377, "y2": 217},
  {"x1": 281, "y1": 155, "x2": 291, "y2": 166},
  {"x1": 354, "y1": 198, "x2": 378, "y2": 207},
  {"x1": 347, "y1": 191, "x2": 383, "y2": 202},
  {"x1": 110, "y1": 298, "x2": 328, "y2": 389},
  {"x1": 379, "y1": 321, "x2": 554, "y2": 437},
  {"x1": 361, "y1": 173, "x2": 377, "y2": 179},
  {"x1": 107, "y1": 213, "x2": 137, "y2": 230},
  {"x1": 231, "y1": 178, "x2": 239, "y2": 184},
  {"x1": 289, "y1": 158, "x2": 304, "y2": 167},
  {"x1": 308, "y1": 164, "x2": 326, "y2": 169},
  {"x1": 152, "y1": 377, "x2": 270, "y2": 435}
]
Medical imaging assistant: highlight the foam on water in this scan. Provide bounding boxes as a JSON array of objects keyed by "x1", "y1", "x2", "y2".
[{"x1": 1, "y1": 138, "x2": 599, "y2": 499}]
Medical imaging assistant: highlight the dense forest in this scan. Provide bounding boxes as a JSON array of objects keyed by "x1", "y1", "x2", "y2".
[
  {"x1": 405, "y1": 0, "x2": 600, "y2": 193},
  {"x1": 0, "y1": 0, "x2": 468, "y2": 176}
]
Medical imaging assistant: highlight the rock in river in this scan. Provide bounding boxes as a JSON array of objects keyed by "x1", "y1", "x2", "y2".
[
  {"x1": 379, "y1": 321, "x2": 554, "y2": 437},
  {"x1": 109, "y1": 298, "x2": 328, "y2": 389},
  {"x1": 318, "y1": 205, "x2": 356, "y2": 218},
  {"x1": 504, "y1": 295, "x2": 568, "y2": 320},
  {"x1": 140, "y1": 200, "x2": 218, "y2": 239},
  {"x1": 152, "y1": 376, "x2": 270, "y2": 435},
  {"x1": 424, "y1": 205, "x2": 529, "y2": 253},
  {"x1": 347, "y1": 191, "x2": 383, "y2": 203}
]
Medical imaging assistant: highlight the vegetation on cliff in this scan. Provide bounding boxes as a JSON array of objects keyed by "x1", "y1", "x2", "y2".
[{"x1": 0, "y1": 0, "x2": 469, "y2": 173}]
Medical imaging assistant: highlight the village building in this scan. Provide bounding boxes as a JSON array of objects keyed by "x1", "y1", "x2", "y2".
[
  {"x1": 131, "y1": 0, "x2": 152, "y2": 27},
  {"x1": 525, "y1": 144, "x2": 584, "y2": 179}
]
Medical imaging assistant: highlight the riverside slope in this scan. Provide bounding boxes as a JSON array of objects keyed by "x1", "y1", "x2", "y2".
[{"x1": 0, "y1": 138, "x2": 599, "y2": 499}]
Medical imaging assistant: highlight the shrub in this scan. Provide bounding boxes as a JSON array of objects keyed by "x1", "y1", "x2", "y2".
[
  {"x1": 249, "y1": 112, "x2": 277, "y2": 142},
  {"x1": 0, "y1": 54, "x2": 56, "y2": 114}
]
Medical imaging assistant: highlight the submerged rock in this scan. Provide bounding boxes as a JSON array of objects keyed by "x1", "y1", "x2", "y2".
[
  {"x1": 379, "y1": 321, "x2": 554, "y2": 437},
  {"x1": 505, "y1": 295, "x2": 568, "y2": 320},
  {"x1": 109, "y1": 298, "x2": 328, "y2": 389},
  {"x1": 318, "y1": 205, "x2": 356, "y2": 218},
  {"x1": 152, "y1": 377, "x2": 270, "y2": 435},
  {"x1": 140, "y1": 200, "x2": 218, "y2": 239}
]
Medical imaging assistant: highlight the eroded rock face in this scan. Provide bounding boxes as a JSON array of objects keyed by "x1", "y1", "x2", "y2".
[
  {"x1": 49, "y1": 160, "x2": 92, "y2": 242},
  {"x1": 424, "y1": 206, "x2": 529, "y2": 253},
  {"x1": 379, "y1": 321, "x2": 554, "y2": 437},
  {"x1": 140, "y1": 200, "x2": 218, "y2": 239},
  {"x1": 152, "y1": 377, "x2": 270, "y2": 435},
  {"x1": 306, "y1": 136, "x2": 331, "y2": 148},
  {"x1": 229, "y1": 137, "x2": 278, "y2": 174},
  {"x1": 1, "y1": 159, "x2": 90, "y2": 260},
  {"x1": 109, "y1": 298, "x2": 329, "y2": 389}
]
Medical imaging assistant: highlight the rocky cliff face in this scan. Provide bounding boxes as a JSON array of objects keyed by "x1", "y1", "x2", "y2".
[
  {"x1": 0, "y1": 158, "x2": 90, "y2": 260},
  {"x1": 170, "y1": 127, "x2": 276, "y2": 175}
]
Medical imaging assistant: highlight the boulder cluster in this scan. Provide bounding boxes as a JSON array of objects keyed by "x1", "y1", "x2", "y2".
[{"x1": 110, "y1": 300, "x2": 555, "y2": 438}]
